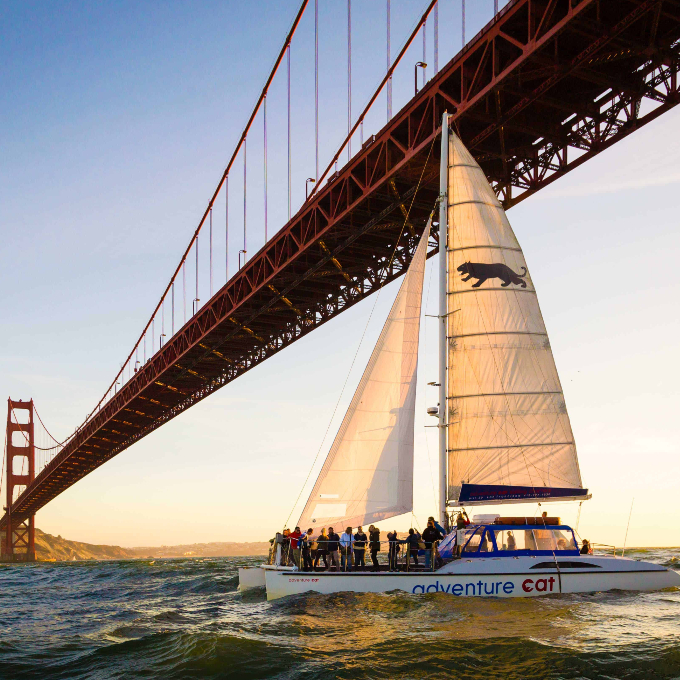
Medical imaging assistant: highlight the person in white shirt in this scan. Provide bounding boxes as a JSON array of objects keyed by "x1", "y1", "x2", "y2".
[{"x1": 339, "y1": 526, "x2": 355, "y2": 571}]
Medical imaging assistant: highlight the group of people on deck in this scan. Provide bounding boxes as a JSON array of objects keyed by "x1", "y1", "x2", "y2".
[
  {"x1": 276, "y1": 517, "x2": 447, "y2": 572},
  {"x1": 273, "y1": 510, "x2": 593, "y2": 569}
]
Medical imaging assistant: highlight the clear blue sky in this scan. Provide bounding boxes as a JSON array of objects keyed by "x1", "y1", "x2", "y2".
[{"x1": 2, "y1": 1, "x2": 679, "y2": 548}]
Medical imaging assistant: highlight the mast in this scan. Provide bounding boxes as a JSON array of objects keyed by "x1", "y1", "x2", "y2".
[{"x1": 438, "y1": 112, "x2": 449, "y2": 528}]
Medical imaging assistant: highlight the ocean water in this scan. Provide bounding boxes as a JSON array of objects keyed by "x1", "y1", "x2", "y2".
[{"x1": 1, "y1": 549, "x2": 679, "y2": 680}]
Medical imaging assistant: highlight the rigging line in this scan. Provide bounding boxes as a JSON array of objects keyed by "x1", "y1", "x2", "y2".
[
  {"x1": 537, "y1": 501, "x2": 563, "y2": 593},
  {"x1": 283, "y1": 137, "x2": 438, "y2": 531},
  {"x1": 622, "y1": 498, "x2": 634, "y2": 557}
]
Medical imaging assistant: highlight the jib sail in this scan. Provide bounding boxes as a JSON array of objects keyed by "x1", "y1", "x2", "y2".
[{"x1": 297, "y1": 220, "x2": 431, "y2": 529}]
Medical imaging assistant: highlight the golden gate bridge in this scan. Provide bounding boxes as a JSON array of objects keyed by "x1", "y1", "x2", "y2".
[{"x1": 3, "y1": 0, "x2": 679, "y2": 560}]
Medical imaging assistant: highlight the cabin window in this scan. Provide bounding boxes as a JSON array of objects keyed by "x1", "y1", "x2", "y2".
[
  {"x1": 462, "y1": 527, "x2": 483, "y2": 553},
  {"x1": 495, "y1": 529, "x2": 533, "y2": 551},
  {"x1": 495, "y1": 529, "x2": 578, "y2": 552},
  {"x1": 462, "y1": 528, "x2": 498, "y2": 554}
]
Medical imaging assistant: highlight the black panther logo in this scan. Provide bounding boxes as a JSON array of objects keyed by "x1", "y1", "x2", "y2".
[{"x1": 457, "y1": 262, "x2": 528, "y2": 288}]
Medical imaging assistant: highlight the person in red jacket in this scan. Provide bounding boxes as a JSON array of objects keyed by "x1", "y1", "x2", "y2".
[{"x1": 289, "y1": 527, "x2": 302, "y2": 568}]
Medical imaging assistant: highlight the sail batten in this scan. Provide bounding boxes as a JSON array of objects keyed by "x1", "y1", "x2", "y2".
[
  {"x1": 446, "y1": 133, "x2": 587, "y2": 505},
  {"x1": 297, "y1": 221, "x2": 431, "y2": 530}
]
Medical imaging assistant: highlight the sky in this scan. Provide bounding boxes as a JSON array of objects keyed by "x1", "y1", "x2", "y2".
[{"x1": 1, "y1": 1, "x2": 679, "y2": 549}]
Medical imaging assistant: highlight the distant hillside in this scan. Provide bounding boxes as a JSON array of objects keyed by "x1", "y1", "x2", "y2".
[
  {"x1": 36, "y1": 529, "x2": 137, "y2": 561},
  {"x1": 128, "y1": 541, "x2": 270, "y2": 559},
  {"x1": 31, "y1": 529, "x2": 270, "y2": 561}
]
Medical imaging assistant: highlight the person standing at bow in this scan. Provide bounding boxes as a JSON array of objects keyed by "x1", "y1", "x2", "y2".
[
  {"x1": 368, "y1": 525, "x2": 381, "y2": 571},
  {"x1": 353, "y1": 527, "x2": 367, "y2": 570},
  {"x1": 313, "y1": 528, "x2": 329, "y2": 570},
  {"x1": 340, "y1": 527, "x2": 354, "y2": 571},
  {"x1": 327, "y1": 527, "x2": 341, "y2": 571},
  {"x1": 387, "y1": 530, "x2": 400, "y2": 571},
  {"x1": 289, "y1": 527, "x2": 303, "y2": 568}
]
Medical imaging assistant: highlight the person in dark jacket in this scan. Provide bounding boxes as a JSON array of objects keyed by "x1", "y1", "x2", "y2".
[
  {"x1": 314, "y1": 528, "x2": 329, "y2": 569},
  {"x1": 580, "y1": 539, "x2": 591, "y2": 555},
  {"x1": 387, "y1": 530, "x2": 400, "y2": 570},
  {"x1": 403, "y1": 528, "x2": 421, "y2": 568},
  {"x1": 428, "y1": 516, "x2": 447, "y2": 536},
  {"x1": 327, "y1": 527, "x2": 341, "y2": 570},
  {"x1": 368, "y1": 525, "x2": 381, "y2": 571},
  {"x1": 353, "y1": 526, "x2": 367, "y2": 570},
  {"x1": 301, "y1": 528, "x2": 314, "y2": 570},
  {"x1": 422, "y1": 520, "x2": 444, "y2": 568}
]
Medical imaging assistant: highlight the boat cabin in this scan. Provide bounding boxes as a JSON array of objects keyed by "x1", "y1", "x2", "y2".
[{"x1": 460, "y1": 523, "x2": 580, "y2": 558}]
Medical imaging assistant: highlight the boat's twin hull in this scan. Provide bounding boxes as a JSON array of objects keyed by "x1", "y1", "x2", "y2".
[{"x1": 263, "y1": 557, "x2": 680, "y2": 601}]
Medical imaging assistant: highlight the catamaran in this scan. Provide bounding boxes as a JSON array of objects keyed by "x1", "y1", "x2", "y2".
[{"x1": 241, "y1": 114, "x2": 679, "y2": 601}]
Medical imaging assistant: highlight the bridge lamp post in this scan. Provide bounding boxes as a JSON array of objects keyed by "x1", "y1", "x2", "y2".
[
  {"x1": 193, "y1": 298, "x2": 200, "y2": 316},
  {"x1": 415, "y1": 62, "x2": 427, "y2": 95},
  {"x1": 159, "y1": 333, "x2": 166, "y2": 349},
  {"x1": 306, "y1": 177, "x2": 316, "y2": 201}
]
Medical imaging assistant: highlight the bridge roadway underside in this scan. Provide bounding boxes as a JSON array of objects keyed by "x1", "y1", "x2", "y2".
[{"x1": 4, "y1": 0, "x2": 680, "y2": 527}]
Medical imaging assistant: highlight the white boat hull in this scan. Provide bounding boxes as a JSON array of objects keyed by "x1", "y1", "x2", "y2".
[
  {"x1": 238, "y1": 564, "x2": 295, "y2": 591},
  {"x1": 264, "y1": 556, "x2": 680, "y2": 601}
]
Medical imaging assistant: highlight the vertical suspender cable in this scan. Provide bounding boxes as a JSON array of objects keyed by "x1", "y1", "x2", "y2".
[
  {"x1": 264, "y1": 95, "x2": 268, "y2": 242},
  {"x1": 423, "y1": 18, "x2": 427, "y2": 87},
  {"x1": 386, "y1": 0, "x2": 392, "y2": 120},
  {"x1": 152, "y1": 318, "x2": 155, "y2": 353},
  {"x1": 347, "y1": 0, "x2": 352, "y2": 160},
  {"x1": 209, "y1": 208, "x2": 213, "y2": 297},
  {"x1": 243, "y1": 137, "x2": 247, "y2": 262},
  {"x1": 315, "y1": 0, "x2": 319, "y2": 183},
  {"x1": 287, "y1": 44, "x2": 291, "y2": 221},
  {"x1": 195, "y1": 236, "x2": 199, "y2": 312},
  {"x1": 495, "y1": 0, "x2": 498, "y2": 15},
  {"x1": 462, "y1": 0, "x2": 466, "y2": 47},
  {"x1": 183, "y1": 262, "x2": 186, "y2": 324},
  {"x1": 225, "y1": 176, "x2": 229, "y2": 280},
  {"x1": 434, "y1": 1, "x2": 439, "y2": 73},
  {"x1": 171, "y1": 282, "x2": 175, "y2": 335}
]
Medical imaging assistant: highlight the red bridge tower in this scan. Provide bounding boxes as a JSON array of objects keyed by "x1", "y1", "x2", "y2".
[{"x1": 1, "y1": 399, "x2": 36, "y2": 562}]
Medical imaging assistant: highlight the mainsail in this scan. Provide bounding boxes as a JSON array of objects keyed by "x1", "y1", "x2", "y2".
[
  {"x1": 446, "y1": 133, "x2": 588, "y2": 505},
  {"x1": 297, "y1": 221, "x2": 431, "y2": 530}
]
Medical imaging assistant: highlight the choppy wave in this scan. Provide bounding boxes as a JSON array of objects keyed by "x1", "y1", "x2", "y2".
[{"x1": 1, "y1": 552, "x2": 680, "y2": 679}]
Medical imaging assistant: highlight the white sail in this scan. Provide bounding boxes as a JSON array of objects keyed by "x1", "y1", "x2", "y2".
[
  {"x1": 297, "y1": 221, "x2": 431, "y2": 530},
  {"x1": 446, "y1": 133, "x2": 587, "y2": 505}
]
